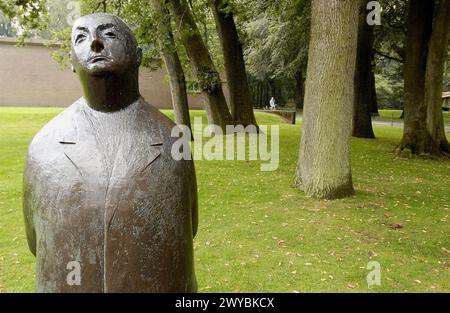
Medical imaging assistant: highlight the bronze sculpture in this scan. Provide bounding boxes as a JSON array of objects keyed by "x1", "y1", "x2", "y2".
[{"x1": 23, "y1": 13, "x2": 198, "y2": 292}]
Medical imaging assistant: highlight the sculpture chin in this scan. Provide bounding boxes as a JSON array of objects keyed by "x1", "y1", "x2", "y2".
[
  {"x1": 81, "y1": 61, "x2": 134, "y2": 77},
  {"x1": 84, "y1": 62, "x2": 118, "y2": 76}
]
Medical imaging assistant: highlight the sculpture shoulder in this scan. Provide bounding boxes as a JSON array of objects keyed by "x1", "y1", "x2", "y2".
[
  {"x1": 141, "y1": 101, "x2": 176, "y2": 129},
  {"x1": 139, "y1": 100, "x2": 179, "y2": 143},
  {"x1": 138, "y1": 100, "x2": 193, "y2": 165},
  {"x1": 27, "y1": 100, "x2": 81, "y2": 160}
]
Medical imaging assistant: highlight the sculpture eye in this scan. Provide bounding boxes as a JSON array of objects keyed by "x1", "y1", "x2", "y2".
[
  {"x1": 75, "y1": 34, "x2": 86, "y2": 44},
  {"x1": 105, "y1": 32, "x2": 117, "y2": 38}
]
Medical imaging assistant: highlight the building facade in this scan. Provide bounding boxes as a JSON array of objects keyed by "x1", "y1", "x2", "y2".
[{"x1": 0, "y1": 38, "x2": 207, "y2": 109}]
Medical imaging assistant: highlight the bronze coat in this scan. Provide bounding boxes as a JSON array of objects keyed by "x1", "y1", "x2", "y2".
[{"x1": 23, "y1": 98, "x2": 198, "y2": 292}]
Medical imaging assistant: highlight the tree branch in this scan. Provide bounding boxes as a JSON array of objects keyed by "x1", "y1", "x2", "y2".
[
  {"x1": 373, "y1": 48, "x2": 404, "y2": 63},
  {"x1": 94, "y1": 0, "x2": 107, "y2": 13}
]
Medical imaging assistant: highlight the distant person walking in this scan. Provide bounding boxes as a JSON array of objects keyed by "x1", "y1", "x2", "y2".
[{"x1": 269, "y1": 97, "x2": 277, "y2": 110}]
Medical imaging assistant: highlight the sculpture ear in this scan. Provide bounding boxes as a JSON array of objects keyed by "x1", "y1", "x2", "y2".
[
  {"x1": 70, "y1": 51, "x2": 76, "y2": 73},
  {"x1": 136, "y1": 47, "x2": 142, "y2": 67}
]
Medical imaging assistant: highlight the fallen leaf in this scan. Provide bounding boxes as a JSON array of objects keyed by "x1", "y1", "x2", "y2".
[{"x1": 388, "y1": 223, "x2": 403, "y2": 230}]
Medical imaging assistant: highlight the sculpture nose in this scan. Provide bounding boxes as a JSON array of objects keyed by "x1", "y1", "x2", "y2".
[{"x1": 90, "y1": 35, "x2": 104, "y2": 53}]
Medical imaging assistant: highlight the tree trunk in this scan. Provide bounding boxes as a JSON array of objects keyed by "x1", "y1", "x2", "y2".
[
  {"x1": 353, "y1": 1, "x2": 375, "y2": 139},
  {"x1": 425, "y1": 0, "x2": 450, "y2": 153},
  {"x1": 397, "y1": 0, "x2": 435, "y2": 155},
  {"x1": 369, "y1": 69, "x2": 379, "y2": 116},
  {"x1": 254, "y1": 81, "x2": 260, "y2": 107},
  {"x1": 256, "y1": 81, "x2": 262, "y2": 108},
  {"x1": 295, "y1": 0, "x2": 358, "y2": 199},
  {"x1": 294, "y1": 71, "x2": 304, "y2": 109},
  {"x1": 151, "y1": 0, "x2": 192, "y2": 133},
  {"x1": 212, "y1": 0, "x2": 257, "y2": 127},
  {"x1": 168, "y1": 0, "x2": 233, "y2": 129}
]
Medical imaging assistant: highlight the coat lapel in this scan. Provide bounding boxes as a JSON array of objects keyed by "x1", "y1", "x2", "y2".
[
  {"x1": 58, "y1": 99, "x2": 165, "y2": 182},
  {"x1": 126, "y1": 98, "x2": 164, "y2": 174},
  {"x1": 58, "y1": 99, "x2": 165, "y2": 233},
  {"x1": 58, "y1": 103, "x2": 105, "y2": 185}
]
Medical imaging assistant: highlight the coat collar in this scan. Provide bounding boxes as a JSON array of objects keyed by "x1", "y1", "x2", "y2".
[
  {"x1": 58, "y1": 97, "x2": 164, "y2": 145},
  {"x1": 58, "y1": 98, "x2": 164, "y2": 179}
]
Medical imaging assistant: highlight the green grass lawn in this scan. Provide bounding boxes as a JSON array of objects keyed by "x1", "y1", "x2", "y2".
[
  {"x1": 0, "y1": 107, "x2": 449, "y2": 293},
  {"x1": 374, "y1": 109, "x2": 450, "y2": 125}
]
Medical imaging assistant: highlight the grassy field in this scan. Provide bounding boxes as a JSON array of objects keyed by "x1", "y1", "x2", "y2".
[{"x1": 0, "y1": 107, "x2": 449, "y2": 293}]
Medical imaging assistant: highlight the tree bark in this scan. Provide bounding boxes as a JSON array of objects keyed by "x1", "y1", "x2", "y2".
[
  {"x1": 294, "y1": 71, "x2": 304, "y2": 109},
  {"x1": 168, "y1": 0, "x2": 233, "y2": 129},
  {"x1": 369, "y1": 69, "x2": 379, "y2": 116},
  {"x1": 212, "y1": 0, "x2": 258, "y2": 127},
  {"x1": 151, "y1": 0, "x2": 192, "y2": 133},
  {"x1": 425, "y1": 0, "x2": 450, "y2": 153},
  {"x1": 397, "y1": 0, "x2": 435, "y2": 155},
  {"x1": 353, "y1": 1, "x2": 376, "y2": 139},
  {"x1": 295, "y1": 0, "x2": 358, "y2": 199}
]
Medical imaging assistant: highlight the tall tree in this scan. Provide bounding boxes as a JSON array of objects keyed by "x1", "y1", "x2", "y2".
[
  {"x1": 212, "y1": 0, "x2": 257, "y2": 127},
  {"x1": 425, "y1": 0, "x2": 450, "y2": 153},
  {"x1": 353, "y1": 0, "x2": 376, "y2": 138},
  {"x1": 295, "y1": 0, "x2": 359, "y2": 199},
  {"x1": 396, "y1": 0, "x2": 435, "y2": 155},
  {"x1": 150, "y1": 0, "x2": 192, "y2": 132},
  {"x1": 168, "y1": 0, "x2": 234, "y2": 129}
]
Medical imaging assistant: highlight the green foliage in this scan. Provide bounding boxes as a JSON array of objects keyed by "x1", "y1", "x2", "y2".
[
  {"x1": 0, "y1": 10, "x2": 16, "y2": 37},
  {"x1": 373, "y1": 0, "x2": 407, "y2": 62},
  {"x1": 375, "y1": 58, "x2": 404, "y2": 109},
  {"x1": 49, "y1": 27, "x2": 71, "y2": 67},
  {"x1": 371, "y1": 0, "x2": 408, "y2": 110},
  {"x1": 48, "y1": 0, "x2": 221, "y2": 80},
  {"x1": 372, "y1": 1, "x2": 450, "y2": 109},
  {"x1": 0, "y1": 0, "x2": 49, "y2": 43},
  {"x1": 47, "y1": 0, "x2": 160, "y2": 69},
  {"x1": 242, "y1": 0, "x2": 310, "y2": 107},
  {"x1": 244, "y1": 0, "x2": 310, "y2": 81}
]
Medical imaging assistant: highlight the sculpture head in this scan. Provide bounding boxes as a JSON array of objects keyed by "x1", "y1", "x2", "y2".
[{"x1": 70, "y1": 13, "x2": 142, "y2": 76}]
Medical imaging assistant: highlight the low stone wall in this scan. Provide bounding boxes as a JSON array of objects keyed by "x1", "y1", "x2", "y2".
[
  {"x1": 255, "y1": 109, "x2": 297, "y2": 124},
  {"x1": 443, "y1": 92, "x2": 450, "y2": 109},
  {"x1": 0, "y1": 38, "x2": 206, "y2": 109}
]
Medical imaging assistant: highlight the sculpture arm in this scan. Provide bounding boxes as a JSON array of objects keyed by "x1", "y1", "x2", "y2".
[{"x1": 23, "y1": 156, "x2": 37, "y2": 256}]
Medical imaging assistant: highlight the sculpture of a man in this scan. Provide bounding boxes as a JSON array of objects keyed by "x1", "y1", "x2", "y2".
[{"x1": 23, "y1": 13, "x2": 198, "y2": 293}]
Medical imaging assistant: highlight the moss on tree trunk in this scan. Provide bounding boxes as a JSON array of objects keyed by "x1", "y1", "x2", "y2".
[{"x1": 295, "y1": 0, "x2": 358, "y2": 200}]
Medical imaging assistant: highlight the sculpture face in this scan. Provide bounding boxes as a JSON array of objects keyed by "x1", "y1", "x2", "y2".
[{"x1": 70, "y1": 13, "x2": 142, "y2": 76}]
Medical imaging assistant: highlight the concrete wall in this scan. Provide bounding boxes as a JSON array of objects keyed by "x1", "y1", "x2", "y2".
[
  {"x1": 443, "y1": 92, "x2": 450, "y2": 109},
  {"x1": 0, "y1": 38, "x2": 206, "y2": 109}
]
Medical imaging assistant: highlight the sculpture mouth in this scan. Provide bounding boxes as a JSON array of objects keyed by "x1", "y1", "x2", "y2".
[{"x1": 88, "y1": 55, "x2": 110, "y2": 63}]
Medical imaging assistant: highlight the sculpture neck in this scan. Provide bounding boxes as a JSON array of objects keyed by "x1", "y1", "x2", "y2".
[{"x1": 78, "y1": 70, "x2": 140, "y2": 112}]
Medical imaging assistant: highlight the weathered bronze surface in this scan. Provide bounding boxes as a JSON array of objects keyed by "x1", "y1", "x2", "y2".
[{"x1": 23, "y1": 13, "x2": 198, "y2": 292}]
